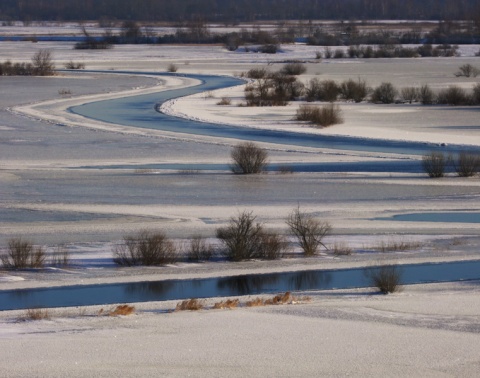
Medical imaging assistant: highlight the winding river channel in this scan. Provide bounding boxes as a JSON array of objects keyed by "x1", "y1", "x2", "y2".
[{"x1": 70, "y1": 71, "x2": 476, "y2": 157}]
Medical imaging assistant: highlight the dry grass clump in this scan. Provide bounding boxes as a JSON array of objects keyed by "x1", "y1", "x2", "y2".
[
  {"x1": 331, "y1": 242, "x2": 353, "y2": 256},
  {"x1": 264, "y1": 291, "x2": 293, "y2": 305},
  {"x1": 371, "y1": 239, "x2": 422, "y2": 253},
  {"x1": 98, "y1": 305, "x2": 136, "y2": 316},
  {"x1": 245, "y1": 298, "x2": 265, "y2": 307},
  {"x1": 186, "y1": 235, "x2": 214, "y2": 262},
  {"x1": 277, "y1": 165, "x2": 294, "y2": 174},
  {"x1": 175, "y1": 298, "x2": 204, "y2": 311},
  {"x1": 24, "y1": 308, "x2": 50, "y2": 320},
  {"x1": 367, "y1": 265, "x2": 402, "y2": 294},
  {"x1": 49, "y1": 245, "x2": 70, "y2": 267},
  {"x1": 113, "y1": 230, "x2": 177, "y2": 266},
  {"x1": 213, "y1": 299, "x2": 240, "y2": 310},
  {"x1": 245, "y1": 292, "x2": 311, "y2": 307},
  {"x1": 296, "y1": 104, "x2": 343, "y2": 127},
  {"x1": 108, "y1": 305, "x2": 136, "y2": 316}
]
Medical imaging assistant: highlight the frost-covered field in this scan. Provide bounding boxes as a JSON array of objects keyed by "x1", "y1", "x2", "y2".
[{"x1": 0, "y1": 36, "x2": 480, "y2": 376}]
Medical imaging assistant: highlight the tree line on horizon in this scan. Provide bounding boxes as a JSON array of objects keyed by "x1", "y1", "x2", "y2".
[{"x1": 0, "y1": 0, "x2": 479, "y2": 23}]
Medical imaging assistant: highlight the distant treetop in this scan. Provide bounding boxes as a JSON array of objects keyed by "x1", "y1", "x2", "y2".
[{"x1": 0, "y1": 0, "x2": 478, "y2": 22}]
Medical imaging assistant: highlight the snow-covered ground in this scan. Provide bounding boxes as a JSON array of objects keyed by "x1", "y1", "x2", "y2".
[{"x1": 0, "y1": 37, "x2": 479, "y2": 376}]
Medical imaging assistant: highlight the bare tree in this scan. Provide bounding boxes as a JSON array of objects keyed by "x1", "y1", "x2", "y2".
[
  {"x1": 230, "y1": 142, "x2": 268, "y2": 174},
  {"x1": 286, "y1": 207, "x2": 331, "y2": 256},
  {"x1": 31, "y1": 49, "x2": 55, "y2": 76}
]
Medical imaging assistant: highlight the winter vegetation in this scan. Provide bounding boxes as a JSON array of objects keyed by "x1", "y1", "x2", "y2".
[{"x1": 0, "y1": 16, "x2": 480, "y2": 378}]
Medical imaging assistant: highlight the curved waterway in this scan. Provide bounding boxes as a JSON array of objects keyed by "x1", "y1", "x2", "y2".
[
  {"x1": 70, "y1": 71, "x2": 475, "y2": 156},
  {"x1": 1, "y1": 260, "x2": 479, "y2": 311}
]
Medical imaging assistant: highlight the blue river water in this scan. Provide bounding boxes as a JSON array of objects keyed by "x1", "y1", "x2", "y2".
[
  {"x1": 0, "y1": 260, "x2": 479, "y2": 310},
  {"x1": 70, "y1": 70, "x2": 477, "y2": 156}
]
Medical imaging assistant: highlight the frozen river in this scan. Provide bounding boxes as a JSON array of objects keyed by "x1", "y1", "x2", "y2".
[{"x1": 70, "y1": 71, "x2": 476, "y2": 156}]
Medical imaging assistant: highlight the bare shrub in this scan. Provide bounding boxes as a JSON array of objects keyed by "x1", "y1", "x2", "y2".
[
  {"x1": 339, "y1": 78, "x2": 368, "y2": 103},
  {"x1": 1, "y1": 238, "x2": 45, "y2": 269},
  {"x1": 50, "y1": 245, "x2": 70, "y2": 267},
  {"x1": 245, "y1": 67, "x2": 268, "y2": 79},
  {"x1": 419, "y1": 84, "x2": 435, "y2": 105},
  {"x1": 371, "y1": 82, "x2": 398, "y2": 104},
  {"x1": 323, "y1": 46, "x2": 333, "y2": 59},
  {"x1": 259, "y1": 44, "x2": 279, "y2": 54},
  {"x1": 25, "y1": 308, "x2": 50, "y2": 320},
  {"x1": 331, "y1": 242, "x2": 353, "y2": 256},
  {"x1": 31, "y1": 49, "x2": 55, "y2": 76},
  {"x1": 333, "y1": 49, "x2": 345, "y2": 58},
  {"x1": 64, "y1": 61, "x2": 85, "y2": 69},
  {"x1": 277, "y1": 165, "x2": 294, "y2": 174},
  {"x1": 230, "y1": 142, "x2": 268, "y2": 174},
  {"x1": 216, "y1": 211, "x2": 264, "y2": 261},
  {"x1": 113, "y1": 230, "x2": 177, "y2": 266},
  {"x1": 213, "y1": 299, "x2": 240, "y2": 309},
  {"x1": 286, "y1": 207, "x2": 332, "y2": 256},
  {"x1": 454, "y1": 64, "x2": 479, "y2": 78},
  {"x1": 167, "y1": 63, "x2": 178, "y2": 72},
  {"x1": 216, "y1": 97, "x2": 231, "y2": 105},
  {"x1": 296, "y1": 104, "x2": 343, "y2": 127},
  {"x1": 109, "y1": 305, "x2": 135, "y2": 316},
  {"x1": 473, "y1": 83, "x2": 480, "y2": 105},
  {"x1": 186, "y1": 235, "x2": 214, "y2": 262},
  {"x1": 367, "y1": 265, "x2": 402, "y2": 294},
  {"x1": 422, "y1": 152, "x2": 447, "y2": 178},
  {"x1": 401, "y1": 87, "x2": 419, "y2": 104},
  {"x1": 280, "y1": 62, "x2": 306, "y2": 76},
  {"x1": 58, "y1": 88, "x2": 72, "y2": 96},
  {"x1": 256, "y1": 231, "x2": 289, "y2": 260},
  {"x1": 305, "y1": 79, "x2": 339, "y2": 102},
  {"x1": 437, "y1": 86, "x2": 469, "y2": 105},
  {"x1": 175, "y1": 298, "x2": 204, "y2": 311},
  {"x1": 453, "y1": 152, "x2": 480, "y2": 177}
]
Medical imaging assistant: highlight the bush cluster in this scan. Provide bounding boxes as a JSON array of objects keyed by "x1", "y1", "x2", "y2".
[
  {"x1": 315, "y1": 43, "x2": 459, "y2": 59},
  {"x1": 0, "y1": 50, "x2": 55, "y2": 76},
  {"x1": 422, "y1": 151, "x2": 480, "y2": 178},
  {"x1": 244, "y1": 68, "x2": 304, "y2": 106},
  {"x1": 296, "y1": 104, "x2": 343, "y2": 127}
]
